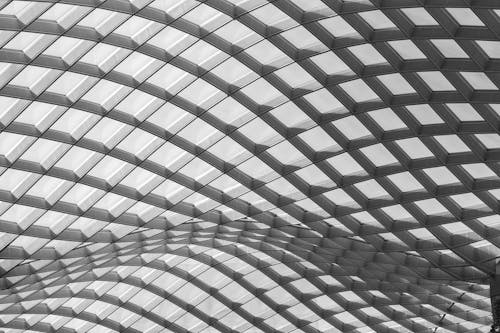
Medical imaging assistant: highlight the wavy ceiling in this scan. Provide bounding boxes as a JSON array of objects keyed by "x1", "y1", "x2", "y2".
[{"x1": 0, "y1": 0, "x2": 499, "y2": 332}]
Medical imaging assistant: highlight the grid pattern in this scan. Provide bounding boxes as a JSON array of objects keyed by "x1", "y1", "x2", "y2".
[{"x1": 0, "y1": 0, "x2": 498, "y2": 332}]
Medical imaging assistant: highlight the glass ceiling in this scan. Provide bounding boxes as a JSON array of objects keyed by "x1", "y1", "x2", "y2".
[{"x1": 0, "y1": 0, "x2": 498, "y2": 332}]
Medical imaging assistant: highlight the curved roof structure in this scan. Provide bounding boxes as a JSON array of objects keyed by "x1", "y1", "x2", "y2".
[{"x1": 0, "y1": 0, "x2": 499, "y2": 332}]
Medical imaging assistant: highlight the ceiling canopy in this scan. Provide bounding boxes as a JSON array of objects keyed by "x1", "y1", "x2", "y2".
[{"x1": 0, "y1": 0, "x2": 499, "y2": 332}]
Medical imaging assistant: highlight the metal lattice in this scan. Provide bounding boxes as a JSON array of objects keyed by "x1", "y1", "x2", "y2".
[{"x1": 0, "y1": 0, "x2": 499, "y2": 332}]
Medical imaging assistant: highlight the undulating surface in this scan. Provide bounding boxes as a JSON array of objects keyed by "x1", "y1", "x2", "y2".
[{"x1": 0, "y1": 0, "x2": 500, "y2": 332}]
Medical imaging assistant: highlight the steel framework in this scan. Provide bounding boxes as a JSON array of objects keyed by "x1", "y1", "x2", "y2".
[{"x1": 0, "y1": 0, "x2": 499, "y2": 332}]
